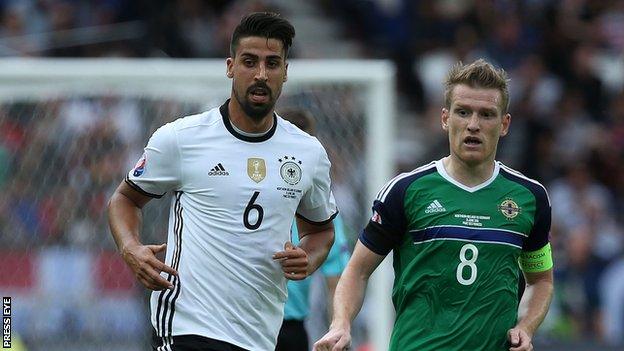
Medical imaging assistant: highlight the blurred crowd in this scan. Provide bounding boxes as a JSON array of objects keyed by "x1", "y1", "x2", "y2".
[{"x1": 1, "y1": 0, "x2": 624, "y2": 349}]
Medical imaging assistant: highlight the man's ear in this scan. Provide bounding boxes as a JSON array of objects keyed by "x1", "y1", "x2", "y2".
[
  {"x1": 283, "y1": 62, "x2": 288, "y2": 82},
  {"x1": 441, "y1": 108, "x2": 449, "y2": 131},
  {"x1": 500, "y1": 113, "x2": 511, "y2": 137},
  {"x1": 226, "y1": 57, "x2": 233, "y2": 78}
]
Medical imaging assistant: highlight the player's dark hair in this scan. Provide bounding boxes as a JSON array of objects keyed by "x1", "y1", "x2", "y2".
[
  {"x1": 444, "y1": 59, "x2": 510, "y2": 114},
  {"x1": 230, "y1": 12, "x2": 295, "y2": 58},
  {"x1": 280, "y1": 108, "x2": 316, "y2": 134}
]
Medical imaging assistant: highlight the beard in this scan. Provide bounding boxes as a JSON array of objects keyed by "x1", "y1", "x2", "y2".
[{"x1": 233, "y1": 82, "x2": 277, "y2": 122}]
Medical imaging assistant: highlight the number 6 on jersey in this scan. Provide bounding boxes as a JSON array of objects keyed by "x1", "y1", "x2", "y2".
[{"x1": 244, "y1": 191, "x2": 264, "y2": 230}]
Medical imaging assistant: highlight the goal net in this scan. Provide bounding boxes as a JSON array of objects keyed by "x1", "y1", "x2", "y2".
[{"x1": 0, "y1": 58, "x2": 395, "y2": 351}]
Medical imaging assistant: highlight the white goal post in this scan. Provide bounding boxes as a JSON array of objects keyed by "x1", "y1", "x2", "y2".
[{"x1": 0, "y1": 58, "x2": 395, "y2": 351}]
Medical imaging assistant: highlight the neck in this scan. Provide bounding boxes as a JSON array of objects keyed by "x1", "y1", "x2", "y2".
[
  {"x1": 442, "y1": 155, "x2": 495, "y2": 187},
  {"x1": 228, "y1": 98, "x2": 274, "y2": 133}
]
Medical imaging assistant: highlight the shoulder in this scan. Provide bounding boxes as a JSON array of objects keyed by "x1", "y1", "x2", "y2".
[
  {"x1": 168, "y1": 107, "x2": 221, "y2": 132},
  {"x1": 151, "y1": 108, "x2": 221, "y2": 144},
  {"x1": 276, "y1": 116, "x2": 328, "y2": 157},
  {"x1": 375, "y1": 161, "x2": 437, "y2": 202},
  {"x1": 276, "y1": 116, "x2": 320, "y2": 143},
  {"x1": 498, "y1": 162, "x2": 550, "y2": 205}
]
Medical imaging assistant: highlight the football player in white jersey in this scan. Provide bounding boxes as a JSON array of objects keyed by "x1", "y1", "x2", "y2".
[{"x1": 108, "y1": 12, "x2": 338, "y2": 351}]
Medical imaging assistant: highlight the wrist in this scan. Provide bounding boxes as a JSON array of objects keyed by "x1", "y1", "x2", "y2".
[
  {"x1": 330, "y1": 318, "x2": 351, "y2": 332},
  {"x1": 514, "y1": 323, "x2": 534, "y2": 338},
  {"x1": 120, "y1": 240, "x2": 141, "y2": 256}
]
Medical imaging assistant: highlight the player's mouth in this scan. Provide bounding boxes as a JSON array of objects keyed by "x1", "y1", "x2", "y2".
[
  {"x1": 248, "y1": 85, "x2": 271, "y2": 104},
  {"x1": 463, "y1": 136, "x2": 482, "y2": 148}
]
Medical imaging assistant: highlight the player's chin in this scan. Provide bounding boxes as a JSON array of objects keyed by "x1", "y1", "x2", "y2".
[{"x1": 459, "y1": 150, "x2": 488, "y2": 163}]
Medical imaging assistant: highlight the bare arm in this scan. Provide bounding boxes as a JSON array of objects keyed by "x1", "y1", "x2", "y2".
[
  {"x1": 325, "y1": 275, "x2": 340, "y2": 321},
  {"x1": 313, "y1": 241, "x2": 385, "y2": 351},
  {"x1": 273, "y1": 217, "x2": 334, "y2": 280},
  {"x1": 508, "y1": 269, "x2": 554, "y2": 351},
  {"x1": 108, "y1": 181, "x2": 151, "y2": 251},
  {"x1": 107, "y1": 181, "x2": 177, "y2": 290},
  {"x1": 297, "y1": 217, "x2": 335, "y2": 274}
]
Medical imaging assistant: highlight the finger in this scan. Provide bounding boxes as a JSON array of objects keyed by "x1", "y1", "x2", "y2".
[
  {"x1": 333, "y1": 337, "x2": 350, "y2": 351},
  {"x1": 281, "y1": 265, "x2": 307, "y2": 274},
  {"x1": 144, "y1": 268, "x2": 174, "y2": 289},
  {"x1": 138, "y1": 269, "x2": 168, "y2": 289},
  {"x1": 138, "y1": 272, "x2": 167, "y2": 291},
  {"x1": 148, "y1": 256, "x2": 177, "y2": 275},
  {"x1": 313, "y1": 340, "x2": 331, "y2": 351},
  {"x1": 149, "y1": 243, "x2": 167, "y2": 254},
  {"x1": 273, "y1": 249, "x2": 305, "y2": 259},
  {"x1": 508, "y1": 329, "x2": 519, "y2": 346},
  {"x1": 285, "y1": 271, "x2": 306, "y2": 280},
  {"x1": 280, "y1": 258, "x2": 308, "y2": 268},
  {"x1": 509, "y1": 338, "x2": 528, "y2": 351},
  {"x1": 509, "y1": 339, "x2": 530, "y2": 351},
  {"x1": 284, "y1": 241, "x2": 295, "y2": 250},
  {"x1": 335, "y1": 335, "x2": 351, "y2": 348},
  {"x1": 158, "y1": 262, "x2": 178, "y2": 276},
  {"x1": 274, "y1": 249, "x2": 306, "y2": 260}
]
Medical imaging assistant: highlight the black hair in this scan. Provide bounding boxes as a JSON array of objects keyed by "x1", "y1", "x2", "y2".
[{"x1": 230, "y1": 12, "x2": 295, "y2": 58}]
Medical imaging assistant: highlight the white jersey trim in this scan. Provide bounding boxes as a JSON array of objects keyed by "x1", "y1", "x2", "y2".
[
  {"x1": 499, "y1": 162, "x2": 551, "y2": 205},
  {"x1": 376, "y1": 162, "x2": 436, "y2": 202},
  {"x1": 435, "y1": 158, "x2": 500, "y2": 193}
]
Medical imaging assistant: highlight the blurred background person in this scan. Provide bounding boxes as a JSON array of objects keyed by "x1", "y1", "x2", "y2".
[{"x1": 276, "y1": 108, "x2": 351, "y2": 351}]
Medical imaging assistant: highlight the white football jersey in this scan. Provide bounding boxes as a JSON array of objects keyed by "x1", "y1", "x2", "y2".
[{"x1": 126, "y1": 101, "x2": 338, "y2": 351}]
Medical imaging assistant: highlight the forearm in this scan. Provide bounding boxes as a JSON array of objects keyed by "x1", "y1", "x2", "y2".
[
  {"x1": 107, "y1": 191, "x2": 144, "y2": 253},
  {"x1": 298, "y1": 228, "x2": 334, "y2": 274},
  {"x1": 325, "y1": 276, "x2": 340, "y2": 321},
  {"x1": 516, "y1": 275, "x2": 554, "y2": 336},
  {"x1": 330, "y1": 264, "x2": 368, "y2": 330}
]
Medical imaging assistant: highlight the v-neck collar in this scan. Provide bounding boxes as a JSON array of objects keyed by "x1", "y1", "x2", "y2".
[{"x1": 435, "y1": 158, "x2": 500, "y2": 193}]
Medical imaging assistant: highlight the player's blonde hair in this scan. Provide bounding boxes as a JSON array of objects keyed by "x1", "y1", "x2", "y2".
[{"x1": 444, "y1": 59, "x2": 510, "y2": 113}]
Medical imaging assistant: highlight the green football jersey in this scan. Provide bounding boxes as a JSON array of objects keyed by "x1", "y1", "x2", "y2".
[{"x1": 360, "y1": 160, "x2": 552, "y2": 351}]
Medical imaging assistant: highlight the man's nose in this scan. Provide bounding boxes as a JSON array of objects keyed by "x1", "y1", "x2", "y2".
[
  {"x1": 255, "y1": 63, "x2": 268, "y2": 81},
  {"x1": 467, "y1": 114, "x2": 480, "y2": 131}
]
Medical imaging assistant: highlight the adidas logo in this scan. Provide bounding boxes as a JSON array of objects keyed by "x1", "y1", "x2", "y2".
[
  {"x1": 425, "y1": 200, "x2": 446, "y2": 213},
  {"x1": 208, "y1": 163, "x2": 229, "y2": 176}
]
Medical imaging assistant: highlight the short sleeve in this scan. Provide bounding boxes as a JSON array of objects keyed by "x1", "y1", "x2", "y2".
[
  {"x1": 320, "y1": 216, "x2": 350, "y2": 276},
  {"x1": 522, "y1": 185, "x2": 551, "y2": 252},
  {"x1": 359, "y1": 175, "x2": 409, "y2": 256},
  {"x1": 125, "y1": 123, "x2": 181, "y2": 198},
  {"x1": 296, "y1": 143, "x2": 338, "y2": 224}
]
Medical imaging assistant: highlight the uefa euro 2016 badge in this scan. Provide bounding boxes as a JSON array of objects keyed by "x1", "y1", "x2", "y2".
[
  {"x1": 278, "y1": 155, "x2": 302, "y2": 185},
  {"x1": 133, "y1": 153, "x2": 146, "y2": 177},
  {"x1": 499, "y1": 198, "x2": 521, "y2": 220}
]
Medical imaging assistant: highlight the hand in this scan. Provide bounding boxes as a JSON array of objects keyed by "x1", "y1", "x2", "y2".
[
  {"x1": 313, "y1": 324, "x2": 352, "y2": 351},
  {"x1": 272, "y1": 241, "x2": 308, "y2": 280},
  {"x1": 121, "y1": 243, "x2": 178, "y2": 290},
  {"x1": 507, "y1": 327, "x2": 533, "y2": 351}
]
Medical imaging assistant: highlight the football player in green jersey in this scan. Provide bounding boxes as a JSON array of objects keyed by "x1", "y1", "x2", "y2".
[{"x1": 314, "y1": 59, "x2": 553, "y2": 351}]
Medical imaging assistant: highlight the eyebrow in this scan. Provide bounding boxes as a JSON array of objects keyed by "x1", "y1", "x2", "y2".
[
  {"x1": 239, "y1": 53, "x2": 284, "y2": 61},
  {"x1": 454, "y1": 104, "x2": 499, "y2": 114}
]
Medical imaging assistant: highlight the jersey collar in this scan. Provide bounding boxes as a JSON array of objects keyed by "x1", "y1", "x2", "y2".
[
  {"x1": 435, "y1": 158, "x2": 500, "y2": 193},
  {"x1": 220, "y1": 99, "x2": 277, "y2": 143}
]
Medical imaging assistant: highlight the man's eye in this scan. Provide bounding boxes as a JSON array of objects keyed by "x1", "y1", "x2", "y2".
[
  {"x1": 457, "y1": 109, "x2": 469, "y2": 117},
  {"x1": 244, "y1": 60, "x2": 254, "y2": 66},
  {"x1": 267, "y1": 61, "x2": 278, "y2": 68}
]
